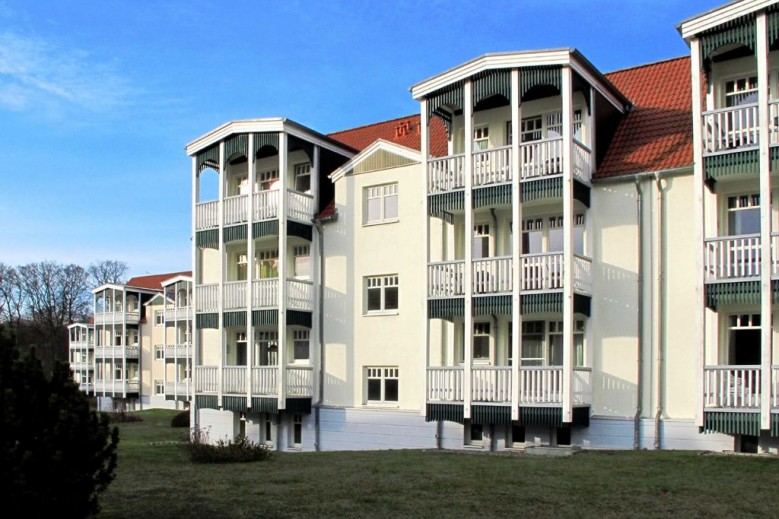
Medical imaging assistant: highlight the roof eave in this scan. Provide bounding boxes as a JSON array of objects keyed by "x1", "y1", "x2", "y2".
[{"x1": 678, "y1": 0, "x2": 775, "y2": 41}]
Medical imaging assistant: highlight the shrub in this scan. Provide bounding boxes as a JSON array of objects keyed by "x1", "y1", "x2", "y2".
[
  {"x1": 171, "y1": 410, "x2": 190, "y2": 428},
  {"x1": 0, "y1": 325, "x2": 119, "y2": 517},
  {"x1": 103, "y1": 411, "x2": 143, "y2": 423},
  {"x1": 185, "y1": 429, "x2": 271, "y2": 464}
]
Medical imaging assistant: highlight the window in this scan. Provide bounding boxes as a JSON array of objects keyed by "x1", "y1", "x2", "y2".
[
  {"x1": 235, "y1": 332, "x2": 247, "y2": 366},
  {"x1": 258, "y1": 168, "x2": 279, "y2": 191},
  {"x1": 473, "y1": 322, "x2": 491, "y2": 362},
  {"x1": 522, "y1": 214, "x2": 585, "y2": 255},
  {"x1": 727, "y1": 194, "x2": 760, "y2": 236},
  {"x1": 154, "y1": 310, "x2": 164, "y2": 326},
  {"x1": 365, "y1": 367, "x2": 399, "y2": 404},
  {"x1": 522, "y1": 218, "x2": 543, "y2": 254},
  {"x1": 261, "y1": 414, "x2": 274, "y2": 447},
  {"x1": 155, "y1": 345, "x2": 164, "y2": 361},
  {"x1": 548, "y1": 320, "x2": 586, "y2": 367},
  {"x1": 294, "y1": 163, "x2": 311, "y2": 193},
  {"x1": 236, "y1": 253, "x2": 248, "y2": 281},
  {"x1": 255, "y1": 331, "x2": 278, "y2": 366},
  {"x1": 474, "y1": 126, "x2": 489, "y2": 150},
  {"x1": 365, "y1": 275, "x2": 399, "y2": 313},
  {"x1": 521, "y1": 116, "x2": 542, "y2": 142},
  {"x1": 520, "y1": 320, "x2": 586, "y2": 367},
  {"x1": 291, "y1": 414, "x2": 303, "y2": 448},
  {"x1": 472, "y1": 224, "x2": 491, "y2": 259},
  {"x1": 365, "y1": 184, "x2": 398, "y2": 224},
  {"x1": 294, "y1": 245, "x2": 310, "y2": 279},
  {"x1": 521, "y1": 321, "x2": 545, "y2": 366},
  {"x1": 256, "y1": 249, "x2": 279, "y2": 279},
  {"x1": 725, "y1": 76, "x2": 758, "y2": 107},
  {"x1": 155, "y1": 380, "x2": 164, "y2": 395},
  {"x1": 292, "y1": 330, "x2": 309, "y2": 363}
]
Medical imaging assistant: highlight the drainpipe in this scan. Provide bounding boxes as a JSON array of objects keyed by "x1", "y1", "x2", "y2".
[
  {"x1": 313, "y1": 219, "x2": 326, "y2": 452},
  {"x1": 634, "y1": 178, "x2": 643, "y2": 450},
  {"x1": 654, "y1": 174, "x2": 665, "y2": 450}
]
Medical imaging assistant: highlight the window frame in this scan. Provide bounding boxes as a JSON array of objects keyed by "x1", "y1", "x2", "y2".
[
  {"x1": 294, "y1": 162, "x2": 311, "y2": 193},
  {"x1": 364, "y1": 366, "x2": 399, "y2": 405},
  {"x1": 154, "y1": 310, "x2": 164, "y2": 326},
  {"x1": 365, "y1": 275, "x2": 399, "y2": 315},
  {"x1": 155, "y1": 380, "x2": 164, "y2": 395},
  {"x1": 364, "y1": 183, "x2": 399, "y2": 225},
  {"x1": 155, "y1": 345, "x2": 164, "y2": 361}
]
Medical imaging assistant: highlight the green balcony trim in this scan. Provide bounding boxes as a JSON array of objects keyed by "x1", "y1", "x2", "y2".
[
  {"x1": 195, "y1": 313, "x2": 218, "y2": 329},
  {"x1": 474, "y1": 184, "x2": 511, "y2": 208},
  {"x1": 426, "y1": 403, "x2": 464, "y2": 424},
  {"x1": 225, "y1": 133, "x2": 248, "y2": 160},
  {"x1": 251, "y1": 397, "x2": 278, "y2": 414},
  {"x1": 573, "y1": 178, "x2": 591, "y2": 208},
  {"x1": 252, "y1": 309, "x2": 278, "y2": 326},
  {"x1": 472, "y1": 405, "x2": 512, "y2": 425},
  {"x1": 522, "y1": 176, "x2": 562, "y2": 203},
  {"x1": 473, "y1": 69, "x2": 512, "y2": 106},
  {"x1": 427, "y1": 81, "x2": 465, "y2": 137},
  {"x1": 253, "y1": 220, "x2": 279, "y2": 239},
  {"x1": 196, "y1": 145, "x2": 220, "y2": 173},
  {"x1": 223, "y1": 311, "x2": 247, "y2": 328},
  {"x1": 288, "y1": 221, "x2": 313, "y2": 240},
  {"x1": 428, "y1": 298, "x2": 465, "y2": 321},
  {"x1": 704, "y1": 149, "x2": 759, "y2": 182},
  {"x1": 222, "y1": 396, "x2": 247, "y2": 412},
  {"x1": 521, "y1": 66, "x2": 562, "y2": 99},
  {"x1": 285, "y1": 398, "x2": 312, "y2": 414},
  {"x1": 700, "y1": 14, "x2": 756, "y2": 61},
  {"x1": 195, "y1": 394, "x2": 218, "y2": 411},
  {"x1": 703, "y1": 410, "x2": 760, "y2": 436},
  {"x1": 287, "y1": 310, "x2": 312, "y2": 328},
  {"x1": 223, "y1": 224, "x2": 247, "y2": 243},
  {"x1": 429, "y1": 191, "x2": 464, "y2": 219},
  {"x1": 770, "y1": 10, "x2": 779, "y2": 47},
  {"x1": 288, "y1": 135, "x2": 314, "y2": 163},
  {"x1": 253, "y1": 133, "x2": 279, "y2": 155},
  {"x1": 196, "y1": 229, "x2": 219, "y2": 250},
  {"x1": 772, "y1": 413, "x2": 779, "y2": 437},
  {"x1": 705, "y1": 281, "x2": 760, "y2": 309},
  {"x1": 473, "y1": 295, "x2": 512, "y2": 316},
  {"x1": 430, "y1": 293, "x2": 590, "y2": 319}
]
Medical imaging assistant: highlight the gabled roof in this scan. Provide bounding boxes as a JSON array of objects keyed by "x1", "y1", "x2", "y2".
[
  {"x1": 597, "y1": 56, "x2": 693, "y2": 179},
  {"x1": 328, "y1": 114, "x2": 448, "y2": 157},
  {"x1": 678, "y1": 0, "x2": 773, "y2": 41},
  {"x1": 127, "y1": 271, "x2": 192, "y2": 291},
  {"x1": 330, "y1": 139, "x2": 421, "y2": 182}
]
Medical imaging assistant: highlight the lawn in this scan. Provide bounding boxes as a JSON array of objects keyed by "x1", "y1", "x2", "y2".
[{"x1": 99, "y1": 410, "x2": 779, "y2": 518}]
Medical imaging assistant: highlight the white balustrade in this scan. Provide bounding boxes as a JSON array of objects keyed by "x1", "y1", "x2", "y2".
[
  {"x1": 125, "y1": 345, "x2": 140, "y2": 358},
  {"x1": 251, "y1": 366, "x2": 278, "y2": 395},
  {"x1": 521, "y1": 253, "x2": 563, "y2": 291},
  {"x1": 287, "y1": 366, "x2": 313, "y2": 396},
  {"x1": 471, "y1": 366, "x2": 512, "y2": 403},
  {"x1": 772, "y1": 366, "x2": 779, "y2": 408},
  {"x1": 164, "y1": 344, "x2": 192, "y2": 358},
  {"x1": 253, "y1": 190, "x2": 279, "y2": 221},
  {"x1": 94, "y1": 345, "x2": 138, "y2": 358},
  {"x1": 222, "y1": 366, "x2": 246, "y2": 394},
  {"x1": 704, "y1": 235, "x2": 761, "y2": 281},
  {"x1": 702, "y1": 103, "x2": 759, "y2": 154},
  {"x1": 572, "y1": 140, "x2": 592, "y2": 183},
  {"x1": 287, "y1": 279, "x2": 313, "y2": 310},
  {"x1": 772, "y1": 233, "x2": 779, "y2": 279},
  {"x1": 164, "y1": 306, "x2": 191, "y2": 321},
  {"x1": 223, "y1": 194, "x2": 248, "y2": 225},
  {"x1": 125, "y1": 311, "x2": 140, "y2": 324},
  {"x1": 472, "y1": 146, "x2": 512, "y2": 186},
  {"x1": 427, "y1": 154, "x2": 465, "y2": 193},
  {"x1": 519, "y1": 367, "x2": 563, "y2": 404},
  {"x1": 573, "y1": 255, "x2": 593, "y2": 294},
  {"x1": 771, "y1": 101, "x2": 779, "y2": 146},
  {"x1": 287, "y1": 190, "x2": 315, "y2": 221},
  {"x1": 573, "y1": 367, "x2": 592, "y2": 405},
  {"x1": 93, "y1": 379, "x2": 139, "y2": 393},
  {"x1": 521, "y1": 137, "x2": 563, "y2": 179},
  {"x1": 195, "y1": 366, "x2": 218, "y2": 393},
  {"x1": 472, "y1": 257, "x2": 512, "y2": 295},
  {"x1": 427, "y1": 367, "x2": 464, "y2": 402},
  {"x1": 195, "y1": 284, "x2": 219, "y2": 312},
  {"x1": 223, "y1": 281, "x2": 247, "y2": 310},
  {"x1": 252, "y1": 279, "x2": 279, "y2": 308},
  {"x1": 165, "y1": 380, "x2": 192, "y2": 395},
  {"x1": 428, "y1": 261, "x2": 465, "y2": 298},
  {"x1": 703, "y1": 365, "x2": 761, "y2": 408},
  {"x1": 195, "y1": 200, "x2": 219, "y2": 230}
]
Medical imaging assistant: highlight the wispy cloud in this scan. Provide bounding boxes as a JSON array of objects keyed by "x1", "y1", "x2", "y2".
[{"x1": 0, "y1": 30, "x2": 137, "y2": 115}]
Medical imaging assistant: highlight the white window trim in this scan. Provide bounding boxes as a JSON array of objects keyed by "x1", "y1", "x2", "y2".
[
  {"x1": 364, "y1": 183, "x2": 399, "y2": 226},
  {"x1": 155, "y1": 345, "x2": 164, "y2": 361},
  {"x1": 364, "y1": 366, "x2": 399, "y2": 407},
  {"x1": 364, "y1": 275, "x2": 399, "y2": 315}
]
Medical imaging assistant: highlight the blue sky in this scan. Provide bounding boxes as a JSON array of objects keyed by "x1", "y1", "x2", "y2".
[{"x1": 0, "y1": 0, "x2": 720, "y2": 277}]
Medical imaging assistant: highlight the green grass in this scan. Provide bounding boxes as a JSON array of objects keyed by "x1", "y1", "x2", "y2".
[{"x1": 99, "y1": 410, "x2": 779, "y2": 518}]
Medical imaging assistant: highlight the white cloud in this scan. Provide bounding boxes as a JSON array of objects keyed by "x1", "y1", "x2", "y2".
[{"x1": 0, "y1": 30, "x2": 136, "y2": 114}]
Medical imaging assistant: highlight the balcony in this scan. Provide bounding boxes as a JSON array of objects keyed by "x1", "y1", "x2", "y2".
[
  {"x1": 195, "y1": 189, "x2": 316, "y2": 231},
  {"x1": 428, "y1": 254, "x2": 593, "y2": 298},
  {"x1": 165, "y1": 380, "x2": 192, "y2": 396},
  {"x1": 426, "y1": 366, "x2": 591, "y2": 405},
  {"x1": 195, "y1": 284, "x2": 218, "y2": 312},
  {"x1": 164, "y1": 306, "x2": 191, "y2": 321},
  {"x1": 164, "y1": 344, "x2": 192, "y2": 359},
  {"x1": 196, "y1": 279, "x2": 313, "y2": 313},
  {"x1": 70, "y1": 361, "x2": 93, "y2": 371},
  {"x1": 79, "y1": 382, "x2": 92, "y2": 392},
  {"x1": 704, "y1": 233, "x2": 779, "y2": 282},
  {"x1": 94, "y1": 345, "x2": 140, "y2": 359},
  {"x1": 703, "y1": 365, "x2": 761, "y2": 409},
  {"x1": 426, "y1": 138, "x2": 592, "y2": 195},
  {"x1": 196, "y1": 365, "x2": 313, "y2": 398},
  {"x1": 69, "y1": 340, "x2": 93, "y2": 350},
  {"x1": 93, "y1": 379, "x2": 140, "y2": 393},
  {"x1": 93, "y1": 310, "x2": 140, "y2": 325}
]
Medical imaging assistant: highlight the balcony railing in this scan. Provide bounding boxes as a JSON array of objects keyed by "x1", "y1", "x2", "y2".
[
  {"x1": 224, "y1": 194, "x2": 248, "y2": 225},
  {"x1": 196, "y1": 366, "x2": 218, "y2": 393},
  {"x1": 287, "y1": 366, "x2": 313, "y2": 397},
  {"x1": 521, "y1": 137, "x2": 563, "y2": 179},
  {"x1": 428, "y1": 261, "x2": 465, "y2": 298},
  {"x1": 164, "y1": 306, "x2": 191, "y2": 321},
  {"x1": 165, "y1": 380, "x2": 192, "y2": 396},
  {"x1": 223, "y1": 281, "x2": 247, "y2": 310},
  {"x1": 519, "y1": 366, "x2": 563, "y2": 404},
  {"x1": 69, "y1": 340, "x2": 93, "y2": 349},
  {"x1": 473, "y1": 146, "x2": 512, "y2": 187},
  {"x1": 287, "y1": 190, "x2": 315, "y2": 222},
  {"x1": 93, "y1": 379, "x2": 140, "y2": 393},
  {"x1": 572, "y1": 140, "x2": 593, "y2": 183},
  {"x1": 79, "y1": 383, "x2": 92, "y2": 392},
  {"x1": 573, "y1": 255, "x2": 593, "y2": 294},
  {"x1": 195, "y1": 284, "x2": 218, "y2": 312},
  {"x1": 94, "y1": 345, "x2": 140, "y2": 358},
  {"x1": 287, "y1": 279, "x2": 313, "y2": 311},
  {"x1": 195, "y1": 200, "x2": 218, "y2": 230},
  {"x1": 253, "y1": 278, "x2": 278, "y2": 308},
  {"x1": 428, "y1": 154, "x2": 465, "y2": 193},
  {"x1": 164, "y1": 344, "x2": 192, "y2": 359},
  {"x1": 704, "y1": 365, "x2": 761, "y2": 408},
  {"x1": 223, "y1": 366, "x2": 246, "y2": 394},
  {"x1": 704, "y1": 234, "x2": 760, "y2": 282},
  {"x1": 702, "y1": 103, "x2": 759, "y2": 155},
  {"x1": 521, "y1": 253, "x2": 563, "y2": 291},
  {"x1": 573, "y1": 367, "x2": 592, "y2": 405},
  {"x1": 471, "y1": 366, "x2": 512, "y2": 403},
  {"x1": 93, "y1": 310, "x2": 140, "y2": 325},
  {"x1": 773, "y1": 366, "x2": 779, "y2": 408},
  {"x1": 473, "y1": 257, "x2": 512, "y2": 295},
  {"x1": 252, "y1": 366, "x2": 278, "y2": 395},
  {"x1": 254, "y1": 190, "x2": 279, "y2": 221},
  {"x1": 427, "y1": 366, "x2": 464, "y2": 402},
  {"x1": 69, "y1": 361, "x2": 92, "y2": 371}
]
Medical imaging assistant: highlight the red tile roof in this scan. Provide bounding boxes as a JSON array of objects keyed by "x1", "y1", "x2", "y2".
[
  {"x1": 315, "y1": 199, "x2": 337, "y2": 221},
  {"x1": 126, "y1": 271, "x2": 191, "y2": 291},
  {"x1": 597, "y1": 56, "x2": 693, "y2": 178},
  {"x1": 328, "y1": 114, "x2": 448, "y2": 156}
]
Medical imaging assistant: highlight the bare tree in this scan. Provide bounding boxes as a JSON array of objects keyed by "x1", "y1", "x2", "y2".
[
  {"x1": 0, "y1": 264, "x2": 25, "y2": 329},
  {"x1": 88, "y1": 260, "x2": 129, "y2": 289}
]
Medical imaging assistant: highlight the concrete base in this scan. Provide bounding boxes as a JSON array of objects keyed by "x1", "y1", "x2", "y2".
[{"x1": 525, "y1": 445, "x2": 580, "y2": 457}]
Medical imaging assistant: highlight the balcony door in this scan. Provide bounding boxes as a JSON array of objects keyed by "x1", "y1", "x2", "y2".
[{"x1": 728, "y1": 314, "x2": 761, "y2": 366}]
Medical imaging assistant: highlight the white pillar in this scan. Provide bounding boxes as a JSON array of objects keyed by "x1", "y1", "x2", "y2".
[
  {"x1": 421, "y1": 98, "x2": 431, "y2": 416},
  {"x1": 463, "y1": 79, "x2": 474, "y2": 420},
  {"x1": 190, "y1": 156, "x2": 198, "y2": 415},
  {"x1": 562, "y1": 66, "x2": 574, "y2": 424},
  {"x1": 278, "y1": 132, "x2": 289, "y2": 411},
  {"x1": 691, "y1": 38, "x2": 705, "y2": 428},
  {"x1": 217, "y1": 141, "x2": 225, "y2": 408},
  {"x1": 247, "y1": 133, "x2": 255, "y2": 406},
  {"x1": 510, "y1": 68, "x2": 522, "y2": 421}
]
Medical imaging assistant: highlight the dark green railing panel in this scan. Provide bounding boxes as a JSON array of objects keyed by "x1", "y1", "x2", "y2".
[
  {"x1": 703, "y1": 411, "x2": 760, "y2": 436},
  {"x1": 196, "y1": 229, "x2": 219, "y2": 249},
  {"x1": 472, "y1": 405, "x2": 512, "y2": 425},
  {"x1": 196, "y1": 313, "x2": 218, "y2": 329},
  {"x1": 426, "y1": 403, "x2": 464, "y2": 424}
]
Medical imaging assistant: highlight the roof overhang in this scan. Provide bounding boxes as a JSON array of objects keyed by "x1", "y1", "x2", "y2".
[
  {"x1": 185, "y1": 118, "x2": 357, "y2": 159},
  {"x1": 329, "y1": 139, "x2": 421, "y2": 182},
  {"x1": 92, "y1": 283, "x2": 160, "y2": 295},
  {"x1": 144, "y1": 293, "x2": 174, "y2": 306},
  {"x1": 678, "y1": 0, "x2": 775, "y2": 41},
  {"x1": 161, "y1": 275, "x2": 192, "y2": 287},
  {"x1": 67, "y1": 322, "x2": 92, "y2": 329},
  {"x1": 410, "y1": 49, "x2": 630, "y2": 113}
]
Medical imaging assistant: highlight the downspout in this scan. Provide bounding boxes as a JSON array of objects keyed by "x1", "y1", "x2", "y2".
[
  {"x1": 313, "y1": 219, "x2": 326, "y2": 452},
  {"x1": 654, "y1": 173, "x2": 665, "y2": 450},
  {"x1": 634, "y1": 179, "x2": 643, "y2": 450}
]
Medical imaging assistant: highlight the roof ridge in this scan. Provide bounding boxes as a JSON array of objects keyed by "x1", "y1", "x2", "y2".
[
  {"x1": 328, "y1": 113, "x2": 419, "y2": 136},
  {"x1": 605, "y1": 55, "x2": 689, "y2": 76}
]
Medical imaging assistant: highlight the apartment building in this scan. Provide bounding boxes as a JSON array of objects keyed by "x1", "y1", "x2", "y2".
[
  {"x1": 71, "y1": 272, "x2": 192, "y2": 411},
  {"x1": 187, "y1": 0, "x2": 779, "y2": 453}
]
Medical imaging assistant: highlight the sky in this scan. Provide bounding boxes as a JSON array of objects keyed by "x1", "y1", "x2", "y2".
[{"x1": 0, "y1": 0, "x2": 722, "y2": 278}]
